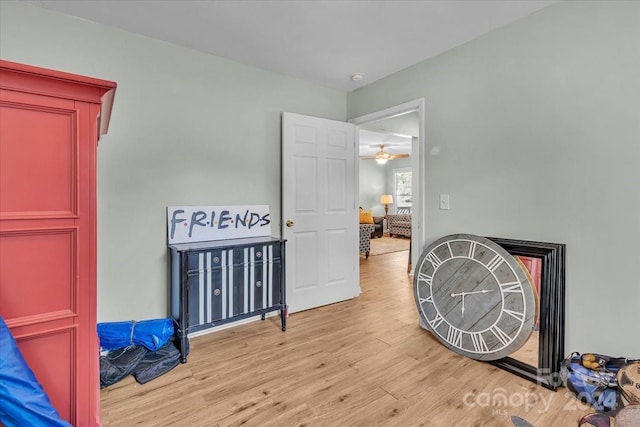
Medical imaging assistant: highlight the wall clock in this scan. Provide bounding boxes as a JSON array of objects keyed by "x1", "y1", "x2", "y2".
[{"x1": 414, "y1": 234, "x2": 537, "y2": 361}]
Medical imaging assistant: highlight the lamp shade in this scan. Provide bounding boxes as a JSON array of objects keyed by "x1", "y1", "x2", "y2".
[{"x1": 380, "y1": 195, "x2": 393, "y2": 205}]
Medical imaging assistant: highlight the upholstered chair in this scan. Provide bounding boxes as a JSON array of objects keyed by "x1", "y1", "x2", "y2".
[
  {"x1": 388, "y1": 214, "x2": 411, "y2": 238},
  {"x1": 359, "y1": 224, "x2": 375, "y2": 258}
]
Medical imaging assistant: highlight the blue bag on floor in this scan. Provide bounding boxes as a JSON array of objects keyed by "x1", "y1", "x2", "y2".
[
  {"x1": 97, "y1": 318, "x2": 174, "y2": 351},
  {"x1": 0, "y1": 316, "x2": 71, "y2": 427}
]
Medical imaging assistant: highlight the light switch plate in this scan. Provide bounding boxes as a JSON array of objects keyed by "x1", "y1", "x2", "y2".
[{"x1": 440, "y1": 194, "x2": 450, "y2": 210}]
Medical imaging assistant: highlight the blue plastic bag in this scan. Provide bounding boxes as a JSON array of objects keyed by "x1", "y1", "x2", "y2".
[
  {"x1": 97, "y1": 318, "x2": 174, "y2": 351},
  {"x1": 0, "y1": 316, "x2": 71, "y2": 427}
]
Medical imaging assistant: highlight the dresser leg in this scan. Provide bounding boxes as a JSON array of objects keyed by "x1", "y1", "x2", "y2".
[
  {"x1": 281, "y1": 306, "x2": 287, "y2": 331},
  {"x1": 177, "y1": 329, "x2": 189, "y2": 364}
]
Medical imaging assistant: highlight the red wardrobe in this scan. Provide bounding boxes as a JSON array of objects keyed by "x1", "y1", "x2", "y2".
[{"x1": 0, "y1": 60, "x2": 116, "y2": 426}]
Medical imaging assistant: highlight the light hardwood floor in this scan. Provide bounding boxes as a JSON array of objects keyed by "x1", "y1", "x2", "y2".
[{"x1": 101, "y1": 250, "x2": 590, "y2": 426}]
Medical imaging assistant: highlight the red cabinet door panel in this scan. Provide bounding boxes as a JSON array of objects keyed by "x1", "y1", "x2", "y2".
[
  {"x1": 0, "y1": 228, "x2": 76, "y2": 320},
  {"x1": 0, "y1": 94, "x2": 77, "y2": 219}
]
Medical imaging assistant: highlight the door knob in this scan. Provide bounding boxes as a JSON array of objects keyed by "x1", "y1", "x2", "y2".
[{"x1": 286, "y1": 220, "x2": 294, "y2": 227}]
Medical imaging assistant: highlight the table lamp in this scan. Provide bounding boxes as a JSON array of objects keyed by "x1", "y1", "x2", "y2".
[{"x1": 380, "y1": 194, "x2": 393, "y2": 216}]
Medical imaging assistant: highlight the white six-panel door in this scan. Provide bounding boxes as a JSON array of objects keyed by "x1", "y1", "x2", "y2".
[{"x1": 282, "y1": 112, "x2": 358, "y2": 313}]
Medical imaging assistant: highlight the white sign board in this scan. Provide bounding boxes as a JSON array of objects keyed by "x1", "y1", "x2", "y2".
[{"x1": 167, "y1": 205, "x2": 272, "y2": 244}]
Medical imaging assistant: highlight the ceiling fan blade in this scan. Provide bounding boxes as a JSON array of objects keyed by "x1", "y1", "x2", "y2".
[{"x1": 360, "y1": 144, "x2": 409, "y2": 160}]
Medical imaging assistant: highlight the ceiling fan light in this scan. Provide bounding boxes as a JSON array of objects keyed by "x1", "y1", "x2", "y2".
[{"x1": 376, "y1": 158, "x2": 388, "y2": 165}]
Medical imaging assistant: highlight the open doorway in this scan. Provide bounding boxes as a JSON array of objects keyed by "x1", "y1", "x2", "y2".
[{"x1": 350, "y1": 99, "x2": 425, "y2": 278}]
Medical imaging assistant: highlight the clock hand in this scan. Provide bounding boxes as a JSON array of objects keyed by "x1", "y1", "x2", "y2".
[
  {"x1": 464, "y1": 289, "x2": 494, "y2": 296},
  {"x1": 450, "y1": 289, "x2": 494, "y2": 297},
  {"x1": 449, "y1": 289, "x2": 494, "y2": 319}
]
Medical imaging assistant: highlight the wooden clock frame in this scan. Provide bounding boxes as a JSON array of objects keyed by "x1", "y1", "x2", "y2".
[{"x1": 487, "y1": 237, "x2": 566, "y2": 391}]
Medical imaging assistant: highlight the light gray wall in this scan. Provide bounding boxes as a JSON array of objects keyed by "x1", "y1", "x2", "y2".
[
  {"x1": 358, "y1": 160, "x2": 386, "y2": 216},
  {"x1": 0, "y1": 1, "x2": 346, "y2": 322},
  {"x1": 348, "y1": 1, "x2": 640, "y2": 356}
]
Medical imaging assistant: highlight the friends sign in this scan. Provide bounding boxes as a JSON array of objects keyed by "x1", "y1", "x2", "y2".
[{"x1": 167, "y1": 205, "x2": 271, "y2": 244}]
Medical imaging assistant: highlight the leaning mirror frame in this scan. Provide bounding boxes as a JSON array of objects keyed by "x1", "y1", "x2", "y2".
[{"x1": 486, "y1": 237, "x2": 566, "y2": 391}]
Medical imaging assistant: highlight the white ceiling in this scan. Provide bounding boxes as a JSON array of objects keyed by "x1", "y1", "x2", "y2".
[
  {"x1": 25, "y1": 0, "x2": 555, "y2": 92},
  {"x1": 359, "y1": 112, "x2": 418, "y2": 157},
  {"x1": 359, "y1": 128, "x2": 413, "y2": 157}
]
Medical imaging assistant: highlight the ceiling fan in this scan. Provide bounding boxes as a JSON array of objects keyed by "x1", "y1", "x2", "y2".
[{"x1": 360, "y1": 145, "x2": 409, "y2": 165}]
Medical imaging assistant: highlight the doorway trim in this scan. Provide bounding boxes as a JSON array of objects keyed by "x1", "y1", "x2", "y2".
[{"x1": 349, "y1": 98, "x2": 426, "y2": 274}]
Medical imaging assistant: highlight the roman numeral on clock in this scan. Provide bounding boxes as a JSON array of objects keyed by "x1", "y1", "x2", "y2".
[
  {"x1": 447, "y1": 326, "x2": 463, "y2": 347},
  {"x1": 470, "y1": 332, "x2": 489, "y2": 352},
  {"x1": 419, "y1": 296, "x2": 434, "y2": 305},
  {"x1": 429, "y1": 312, "x2": 445, "y2": 329},
  {"x1": 417, "y1": 272, "x2": 432, "y2": 286},
  {"x1": 486, "y1": 254, "x2": 503, "y2": 272},
  {"x1": 490, "y1": 326, "x2": 512, "y2": 347},
  {"x1": 446, "y1": 242, "x2": 454, "y2": 258},
  {"x1": 426, "y1": 252, "x2": 443, "y2": 269},
  {"x1": 468, "y1": 241, "x2": 477, "y2": 258},
  {"x1": 499, "y1": 281, "x2": 523, "y2": 293},
  {"x1": 503, "y1": 309, "x2": 525, "y2": 322}
]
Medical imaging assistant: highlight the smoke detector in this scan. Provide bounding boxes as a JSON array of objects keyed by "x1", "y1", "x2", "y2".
[{"x1": 350, "y1": 72, "x2": 364, "y2": 81}]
